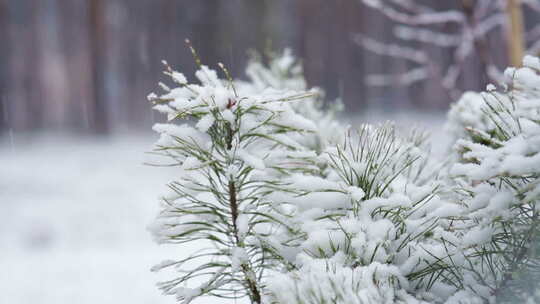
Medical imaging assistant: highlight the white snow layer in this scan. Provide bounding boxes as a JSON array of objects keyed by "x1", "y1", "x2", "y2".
[{"x1": 0, "y1": 134, "x2": 231, "y2": 304}]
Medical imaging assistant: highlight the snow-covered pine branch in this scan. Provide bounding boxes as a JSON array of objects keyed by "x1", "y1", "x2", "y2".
[
  {"x1": 444, "y1": 55, "x2": 540, "y2": 302},
  {"x1": 147, "y1": 46, "x2": 321, "y2": 304},
  {"x1": 264, "y1": 123, "x2": 470, "y2": 304},
  {"x1": 236, "y1": 49, "x2": 345, "y2": 153},
  {"x1": 147, "y1": 43, "x2": 540, "y2": 303}
]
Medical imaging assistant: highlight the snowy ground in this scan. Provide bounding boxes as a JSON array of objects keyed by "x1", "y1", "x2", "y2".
[
  {"x1": 0, "y1": 133, "x2": 182, "y2": 304},
  {"x1": 0, "y1": 112, "x2": 446, "y2": 304}
]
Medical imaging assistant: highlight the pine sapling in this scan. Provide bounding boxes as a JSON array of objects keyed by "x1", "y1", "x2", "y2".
[{"x1": 148, "y1": 43, "x2": 319, "y2": 304}]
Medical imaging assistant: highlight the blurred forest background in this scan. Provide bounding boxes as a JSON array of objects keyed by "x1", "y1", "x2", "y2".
[{"x1": 1, "y1": 0, "x2": 539, "y2": 134}]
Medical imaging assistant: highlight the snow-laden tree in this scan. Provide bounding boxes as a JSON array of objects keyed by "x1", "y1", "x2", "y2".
[
  {"x1": 235, "y1": 49, "x2": 344, "y2": 153},
  {"x1": 266, "y1": 123, "x2": 465, "y2": 304},
  {"x1": 147, "y1": 45, "x2": 321, "y2": 304},
  {"x1": 444, "y1": 55, "x2": 540, "y2": 303},
  {"x1": 148, "y1": 47, "x2": 540, "y2": 303}
]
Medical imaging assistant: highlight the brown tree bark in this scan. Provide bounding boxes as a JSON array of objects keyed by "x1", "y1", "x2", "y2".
[
  {"x1": 295, "y1": 0, "x2": 366, "y2": 110},
  {"x1": 89, "y1": 0, "x2": 108, "y2": 133},
  {"x1": 507, "y1": 0, "x2": 525, "y2": 67}
]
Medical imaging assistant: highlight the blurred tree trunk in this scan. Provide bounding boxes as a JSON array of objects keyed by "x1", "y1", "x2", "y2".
[
  {"x1": 57, "y1": 0, "x2": 94, "y2": 131},
  {"x1": 7, "y1": 1, "x2": 42, "y2": 131},
  {"x1": 89, "y1": 0, "x2": 108, "y2": 133},
  {"x1": 243, "y1": 0, "x2": 268, "y2": 55},
  {"x1": 461, "y1": 0, "x2": 490, "y2": 88},
  {"x1": 296, "y1": 0, "x2": 366, "y2": 110},
  {"x1": 35, "y1": 0, "x2": 74, "y2": 130},
  {"x1": 506, "y1": 0, "x2": 525, "y2": 67},
  {"x1": 193, "y1": 1, "x2": 221, "y2": 64},
  {"x1": 0, "y1": 0, "x2": 7, "y2": 132}
]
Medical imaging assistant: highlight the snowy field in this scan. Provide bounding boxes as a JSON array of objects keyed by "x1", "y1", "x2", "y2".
[
  {"x1": 0, "y1": 112, "x2": 446, "y2": 304},
  {"x1": 0, "y1": 133, "x2": 181, "y2": 304}
]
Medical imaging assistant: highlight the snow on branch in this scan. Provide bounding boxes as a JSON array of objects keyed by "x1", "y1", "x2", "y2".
[
  {"x1": 148, "y1": 46, "x2": 540, "y2": 303},
  {"x1": 444, "y1": 55, "x2": 540, "y2": 302},
  {"x1": 361, "y1": 0, "x2": 465, "y2": 25},
  {"x1": 353, "y1": 34, "x2": 428, "y2": 63},
  {"x1": 393, "y1": 25, "x2": 462, "y2": 47},
  {"x1": 366, "y1": 67, "x2": 428, "y2": 87},
  {"x1": 388, "y1": 0, "x2": 433, "y2": 13}
]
